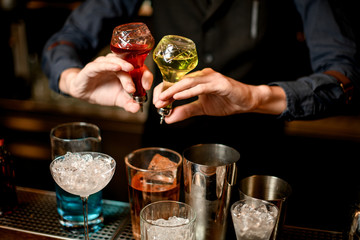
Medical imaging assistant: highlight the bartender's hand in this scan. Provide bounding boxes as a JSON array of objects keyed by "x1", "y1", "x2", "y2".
[
  {"x1": 153, "y1": 68, "x2": 287, "y2": 123},
  {"x1": 59, "y1": 53, "x2": 153, "y2": 113}
]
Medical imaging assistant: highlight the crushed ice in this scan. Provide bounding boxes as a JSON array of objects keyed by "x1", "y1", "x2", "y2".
[
  {"x1": 145, "y1": 216, "x2": 193, "y2": 240},
  {"x1": 232, "y1": 201, "x2": 278, "y2": 239},
  {"x1": 51, "y1": 152, "x2": 114, "y2": 197}
]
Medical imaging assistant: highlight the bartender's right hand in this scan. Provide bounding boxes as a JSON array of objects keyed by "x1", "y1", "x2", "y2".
[{"x1": 58, "y1": 53, "x2": 153, "y2": 113}]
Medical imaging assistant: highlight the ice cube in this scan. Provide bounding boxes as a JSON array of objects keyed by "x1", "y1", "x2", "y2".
[
  {"x1": 150, "y1": 216, "x2": 189, "y2": 226},
  {"x1": 232, "y1": 202, "x2": 277, "y2": 239},
  {"x1": 148, "y1": 153, "x2": 177, "y2": 170},
  {"x1": 145, "y1": 171, "x2": 175, "y2": 185},
  {"x1": 146, "y1": 216, "x2": 193, "y2": 240}
]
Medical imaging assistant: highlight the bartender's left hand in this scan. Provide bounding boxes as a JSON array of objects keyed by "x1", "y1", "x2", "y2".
[{"x1": 153, "y1": 68, "x2": 287, "y2": 124}]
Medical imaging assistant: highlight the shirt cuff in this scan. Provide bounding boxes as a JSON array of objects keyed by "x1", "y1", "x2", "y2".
[
  {"x1": 270, "y1": 73, "x2": 344, "y2": 121},
  {"x1": 42, "y1": 44, "x2": 84, "y2": 94}
]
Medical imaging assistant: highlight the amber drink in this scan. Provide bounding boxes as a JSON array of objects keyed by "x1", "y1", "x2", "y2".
[{"x1": 125, "y1": 148, "x2": 182, "y2": 240}]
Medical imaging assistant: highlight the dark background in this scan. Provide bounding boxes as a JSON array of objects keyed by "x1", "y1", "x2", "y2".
[{"x1": 0, "y1": 0, "x2": 360, "y2": 237}]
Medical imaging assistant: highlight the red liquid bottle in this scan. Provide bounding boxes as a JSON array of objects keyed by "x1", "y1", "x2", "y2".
[{"x1": 110, "y1": 23, "x2": 154, "y2": 111}]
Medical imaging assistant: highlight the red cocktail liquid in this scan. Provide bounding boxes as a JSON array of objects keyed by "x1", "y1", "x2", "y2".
[
  {"x1": 110, "y1": 43, "x2": 152, "y2": 105},
  {"x1": 128, "y1": 172, "x2": 180, "y2": 240}
]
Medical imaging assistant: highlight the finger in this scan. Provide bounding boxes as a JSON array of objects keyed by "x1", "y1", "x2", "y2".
[
  {"x1": 158, "y1": 79, "x2": 192, "y2": 100},
  {"x1": 164, "y1": 101, "x2": 204, "y2": 124},
  {"x1": 115, "y1": 71, "x2": 135, "y2": 93},
  {"x1": 123, "y1": 101, "x2": 142, "y2": 113},
  {"x1": 141, "y1": 66, "x2": 153, "y2": 91},
  {"x1": 173, "y1": 83, "x2": 209, "y2": 101},
  {"x1": 158, "y1": 69, "x2": 210, "y2": 100},
  {"x1": 154, "y1": 99, "x2": 173, "y2": 109},
  {"x1": 159, "y1": 76, "x2": 205, "y2": 101},
  {"x1": 153, "y1": 83, "x2": 174, "y2": 108},
  {"x1": 152, "y1": 83, "x2": 163, "y2": 104},
  {"x1": 94, "y1": 55, "x2": 134, "y2": 72},
  {"x1": 162, "y1": 69, "x2": 223, "y2": 101},
  {"x1": 114, "y1": 92, "x2": 141, "y2": 113},
  {"x1": 184, "y1": 68, "x2": 213, "y2": 78},
  {"x1": 83, "y1": 62, "x2": 121, "y2": 74},
  {"x1": 184, "y1": 69, "x2": 205, "y2": 78}
]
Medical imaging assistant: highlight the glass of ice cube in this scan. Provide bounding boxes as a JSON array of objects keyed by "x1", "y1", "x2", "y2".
[
  {"x1": 125, "y1": 147, "x2": 182, "y2": 240},
  {"x1": 50, "y1": 152, "x2": 116, "y2": 240},
  {"x1": 231, "y1": 197, "x2": 279, "y2": 240},
  {"x1": 140, "y1": 201, "x2": 196, "y2": 240}
]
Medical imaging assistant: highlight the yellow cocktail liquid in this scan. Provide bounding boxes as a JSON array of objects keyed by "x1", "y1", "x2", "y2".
[{"x1": 153, "y1": 35, "x2": 198, "y2": 123}]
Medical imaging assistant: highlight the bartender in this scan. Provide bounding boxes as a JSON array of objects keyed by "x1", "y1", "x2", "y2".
[{"x1": 42, "y1": 0, "x2": 359, "y2": 231}]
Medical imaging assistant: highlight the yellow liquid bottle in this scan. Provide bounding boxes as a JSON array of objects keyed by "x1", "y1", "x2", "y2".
[{"x1": 153, "y1": 35, "x2": 198, "y2": 124}]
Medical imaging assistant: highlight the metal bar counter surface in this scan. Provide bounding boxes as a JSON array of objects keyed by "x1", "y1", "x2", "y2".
[{"x1": 0, "y1": 187, "x2": 343, "y2": 240}]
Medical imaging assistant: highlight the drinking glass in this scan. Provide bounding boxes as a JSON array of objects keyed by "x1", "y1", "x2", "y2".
[
  {"x1": 125, "y1": 147, "x2": 182, "y2": 240},
  {"x1": 140, "y1": 201, "x2": 196, "y2": 240},
  {"x1": 153, "y1": 35, "x2": 198, "y2": 123},
  {"x1": 238, "y1": 175, "x2": 292, "y2": 240},
  {"x1": 231, "y1": 197, "x2": 279, "y2": 240},
  {"x1": 50, "y1": 152, "x2": 116, "y2": 240},
  {"x1": 50, "y1": 122, "x2": 103, "y2": 232},
  {"x1": 110, "y1": 22, "x2": 155, "y2": 111}
]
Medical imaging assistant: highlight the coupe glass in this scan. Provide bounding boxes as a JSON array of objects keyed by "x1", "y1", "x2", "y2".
[
  {"x1": 153, "y1": 35, "x2": 198, "y2": 124},
  {"x1": 110, "y1": 22, "x2": 155, "y2": 111},
  {"x1": 50, "y1": 152, "x2": 116, "y2": 240}
]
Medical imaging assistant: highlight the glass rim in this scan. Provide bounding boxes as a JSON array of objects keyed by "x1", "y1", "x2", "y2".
[
  {"x1": 231, "y1": 197, "x2": 279, "y2": 217},
  {"x1": 124, "y1": 147, "x2": 182, "y2": 172},
  {"x1": 183, "y1": 143, "x2": 240, "y2": 167},
  {"x1": 50, "y1": 152, "x2": 116, "y2": 197},
  {"x1": 161, "y1": 34, "x2": 196, "y2": 46},
  {"x1": 114, "y1": 22, "x2": 147, "y2": 30},
  {"x1": 239, "y1": 175, "x2": 292, "y2": 199},
  {"x1": 140, "y1": 200, "x2": 196, "y2": 227},
  {"x1": 50, "y1": 151, "x2": 116, "y2": 175},
  {"x1": 50, "y1": 122, "x2": 101, "y2": 142}
]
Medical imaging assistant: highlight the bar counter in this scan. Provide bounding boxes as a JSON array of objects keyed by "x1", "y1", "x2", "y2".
[{"x1": 0, "y1": 187, "x2": 343, "y2": 240}]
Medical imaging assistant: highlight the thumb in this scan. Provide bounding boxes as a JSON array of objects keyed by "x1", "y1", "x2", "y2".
[{"x1": 165, "y1": 101, "x2": 204, "y2": 124}]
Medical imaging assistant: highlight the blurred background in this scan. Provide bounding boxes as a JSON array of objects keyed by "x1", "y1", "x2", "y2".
[
  {"x1": 0, "y1": 0, "x2": 359, "y2": 234},
  {"x1": 0, "y1": 0, "x2": 152, "y2": 202}
]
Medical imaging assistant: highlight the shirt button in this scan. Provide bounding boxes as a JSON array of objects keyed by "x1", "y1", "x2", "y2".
[{"x1": 204, "y1": 53, "x2": 213, "y2": 64}]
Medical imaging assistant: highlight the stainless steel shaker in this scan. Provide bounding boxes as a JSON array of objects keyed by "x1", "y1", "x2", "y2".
[
  {"x1": 348, "y1": 205, "x2": 360, "y2": 240},
  {"x1": 183, "y1": 144, "x2": 240, "y2": 240}
]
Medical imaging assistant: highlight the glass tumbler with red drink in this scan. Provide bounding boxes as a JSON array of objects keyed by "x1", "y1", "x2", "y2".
[
  {"x1": 110, "y1": 22, "x2": 154, "y2": 111},
  {"x1": 125, "y1": 147, "x2": 183, "y2": 240}
]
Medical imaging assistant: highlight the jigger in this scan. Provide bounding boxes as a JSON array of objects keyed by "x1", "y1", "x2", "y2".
[{"x1": 153, "y1": 35, "x2": 198, "y2": 123}]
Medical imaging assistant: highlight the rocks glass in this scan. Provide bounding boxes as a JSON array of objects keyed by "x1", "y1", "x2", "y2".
[
  {"x1": 231, "y1": 197, "x2": 279, "y2": 240},
  {"x1": 125, "y1": 147, "x2": 182, "y2": 240},
  {"x1": 140, "y1": 201, "x2": 196, "y2": 240}
]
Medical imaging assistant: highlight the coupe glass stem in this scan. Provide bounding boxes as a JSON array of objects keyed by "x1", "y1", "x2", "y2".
[{"x1": 81, "y1": 196, "x2": 90, "y2": 240}]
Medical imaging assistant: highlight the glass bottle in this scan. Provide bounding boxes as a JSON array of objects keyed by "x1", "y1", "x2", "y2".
[{"x1": 153, "y1": 35, "x2": 198, "y2": 124}]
